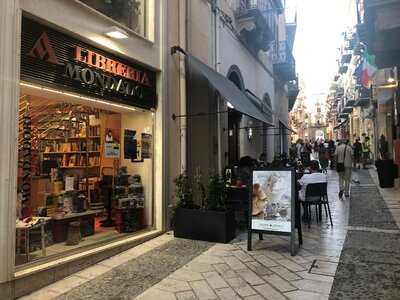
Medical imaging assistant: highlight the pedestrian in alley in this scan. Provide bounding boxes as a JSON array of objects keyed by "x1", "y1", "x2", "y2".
[
  {"x1": 335, "y1": 139, "x2": 353, "y2": 199},
  {"x1": 318, "y1": 142, "x2": 329, "y2": 173},
  {"x1": 362, "y1": 136, "x2": 371, "y2": 169},
  {"x1": 353, "y1": 138, "x2": 362, "y2": 169},
  {"x1": 379, "y1": 134, "x2": 389, "y2": 160}
]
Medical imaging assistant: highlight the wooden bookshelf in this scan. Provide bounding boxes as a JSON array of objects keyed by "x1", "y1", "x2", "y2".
[
  {"x1": 41, "y1": 136, "x2": 100, "y2": 141},
  {"x1": 43, "y1": 151, "x2": 100, "y2": 155},
  {"x1": 59, "y1": 165, "x2": 100, "y2": 169}
]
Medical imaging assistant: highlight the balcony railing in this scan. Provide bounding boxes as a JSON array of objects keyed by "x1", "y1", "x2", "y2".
[
  {"x1": 288, "y1": 78, "x2": 300, "y2": 111},
  {"x1": 272, "y1": 41, "x2": 296, "y2": 82},
  {"x1": 235, "y1": 0, "x2": 278, "y2": 53}
]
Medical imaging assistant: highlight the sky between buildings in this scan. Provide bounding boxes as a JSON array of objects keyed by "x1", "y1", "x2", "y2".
[{"x1": 291, "y1": 0, "x2": 357, "y2": 113}]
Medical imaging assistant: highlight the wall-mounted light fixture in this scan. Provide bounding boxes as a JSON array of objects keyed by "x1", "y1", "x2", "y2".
[{"x1": 104, "y1": 26, "x2": 129, "y2": 39}]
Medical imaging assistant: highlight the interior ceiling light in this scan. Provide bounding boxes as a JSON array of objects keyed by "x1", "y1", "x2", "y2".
[{"x1": 104, "y1": 26, "x2": 129, "y2": 39}]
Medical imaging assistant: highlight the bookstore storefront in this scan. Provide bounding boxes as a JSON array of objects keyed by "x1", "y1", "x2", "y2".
[{"x1": 14, "y1": 15, "x2": 161, "y2": 269}]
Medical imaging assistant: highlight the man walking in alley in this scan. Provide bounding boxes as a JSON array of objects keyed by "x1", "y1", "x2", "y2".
[
  {"x1": 353, "y1": 138, "x2": 362, "y2": 169},
  {"x1": 335, "y1": 139, "x2": 353, "y2": 199},
  {"x1": 362, "y1": 136, "x2": 371, "y2": 169}
]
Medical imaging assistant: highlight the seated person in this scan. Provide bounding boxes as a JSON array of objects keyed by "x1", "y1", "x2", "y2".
[{"x1": 298, "y1": 160, "x2": 327, "y2": 201}]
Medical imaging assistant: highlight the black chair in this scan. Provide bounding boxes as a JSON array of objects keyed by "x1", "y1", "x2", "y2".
[{"x1": 301, "y1": 182, "x2": 333, "y2": 228}]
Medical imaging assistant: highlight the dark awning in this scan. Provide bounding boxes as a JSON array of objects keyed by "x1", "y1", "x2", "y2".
[
  {"x1": 279, "y1": 120, "x2": 297, "y2": 134},
  {"x1": 174, "y1": 47, "x2": 273, "y2": 125},
  {"x1": 334, "y1": 119, "x2": 349, "y2": 130}
]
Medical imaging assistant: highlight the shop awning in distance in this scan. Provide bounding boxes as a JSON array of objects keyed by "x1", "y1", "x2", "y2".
[
  {"x1": 171, "y1": 46, "x2": 273, "y2": 125},
  {"x1": 333, "y1": 120, "x2": 349, "y2": 130}
]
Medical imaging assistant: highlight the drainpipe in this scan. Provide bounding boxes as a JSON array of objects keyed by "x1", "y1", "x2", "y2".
[
  {"x1": 211, "y1": 0, "x2": 223, "y2": 174},
  {"x1": 179, "y1": 0, "x2": 188, "y2": 173}
]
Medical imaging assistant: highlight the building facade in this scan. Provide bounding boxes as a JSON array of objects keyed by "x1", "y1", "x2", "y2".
[
  {"x1": 328, "y1": 0, "x2": 400, "y2": 166},
  {"x1": 1, "y1": 1, "x2": 170, "y2": 298},
  {"x1": 168, "y1": 0, "x2": 298, "y2": 185}
]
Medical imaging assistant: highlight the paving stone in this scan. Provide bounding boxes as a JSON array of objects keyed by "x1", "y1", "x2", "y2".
[
  {"x1": 46, "y1": 275, "x2": 88, "y2": 294},
  {"x1": 212, "y1": 244, "x2": 238, "y2": 251},
  {"x1": 309, "y1": 260, "x2": 337, "y2": 276},
  {"x1": 284, "y1": 290, "x2": 328, "y2": 300},
  {"x1": 270, "y1": 266, "x2": 302, "y2": 281},
  {"x1": 212, "y1": 263, "x2": 237, "y2": 279},
  {"x1": 276, "y1": 259, "x2": 307, "y2": 272},
  {"x1": 243, "y1": 295, "x2": 264, "y2": 300},
  {"x1": 170, "y1": 268, "x2": 203, "y2": 282},
  {"x1": 253, "y1": 254, "x2": 278, "y2": 267},
  {"x1": 202, "y1": 271, "x2": 228, "y2": 289},
  {"x1": 195, "y1": 254, "x2": 225, "y2": 265},
  {"x1": 253, "y1": 283, "x2": 288, "y2": 300},
  {"x1": 245, "y1": 261, "x2": 274, "y2": 276},
  {"x1": 238, "y1": 269, "x2": 265, "y2": 286},
  {"x1": 75, "y1": 264, "x2": 111, "y2": 280},
  {"x1": 158, "y1": 278, "x2": 192, "y2": 293},
  {"x1": 222, "y1": 256, "x2": 247, "y2": 270},
  {"x1": 263, "y1": 274, "x2": 297, "y2": 292},
  {"x1": 226, "y1": 277, "x2": 257, "y2": 297},
  {"x1": 176, "y1": 290, "x2": 197, "y2": 300},
  {"x1": 20, "y1": 289, "x2": 60, "y2": 300},
  {"x1": 232, "y1": 250, "x2": 254, "y2": 262},
  {"x1": 282, "y1": 253, "x2": 309, "y2": 264},
  {"x1": 186, "y1": 261, "x2": 215, "y2": 273},
  {"x1": 291, "y1": 279, "x2": 332, "y2": 295},
  {"x1": 214, "y1": 287, "x2": 241, "y2": 300},
  {"x1": 135, "y1": 287, "x2": 177, "y2": 300},
  {"x1": 296, "y1": 271, "x2": 334, "y2": 283},
  {"x1": 189, "y1": 280, "x2": 217, "y2": 300}
]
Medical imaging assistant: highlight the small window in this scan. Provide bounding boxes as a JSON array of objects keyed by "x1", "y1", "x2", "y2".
[
  {"x1": 263, "y1": 94, "x2": 272, "y2": 109},
  {"x1": 80, "y1": 0, "x2": 148, "y2": 37}
]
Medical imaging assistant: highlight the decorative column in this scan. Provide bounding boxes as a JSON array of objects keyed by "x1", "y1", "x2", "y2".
[{"x1": 0, "y1": 0, "x2": 20, "y2": 284}]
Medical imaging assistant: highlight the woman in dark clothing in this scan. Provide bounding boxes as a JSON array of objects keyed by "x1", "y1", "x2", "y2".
[{"x1": 353, "y1": 138, "x2": 362, "y2": 168}]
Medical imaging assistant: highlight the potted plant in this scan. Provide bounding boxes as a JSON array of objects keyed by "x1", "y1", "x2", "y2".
[{"x1": 173, "y1": 171, "x2": 236, "y2": 243}]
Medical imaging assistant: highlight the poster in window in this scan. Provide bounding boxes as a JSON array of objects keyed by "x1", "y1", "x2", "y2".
[
  {"x1": 104, "y1": 128, "x2": 120, "y2": 158},
  {"x1": 124, "y1": 129, "x2": 137, "y2": 159},
  {"x1": 251, "y1": 170, "x2": 293, "y2": 233},
  {"x1": 141, "y1": 133, "x2": 152, "y2": 159}
]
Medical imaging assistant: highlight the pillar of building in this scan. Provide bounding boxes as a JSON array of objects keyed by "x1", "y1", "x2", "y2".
[{"x1": 0, "y1": 0, "x2": 20, "y2": 295}]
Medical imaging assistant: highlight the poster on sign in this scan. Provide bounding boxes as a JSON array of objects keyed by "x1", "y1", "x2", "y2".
[{"x1": 248, "y1": 168, "x2": 296, "y2": 255}]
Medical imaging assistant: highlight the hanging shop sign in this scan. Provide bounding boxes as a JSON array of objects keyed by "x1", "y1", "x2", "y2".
[
  {"x1": 247, "y1": 168, "x2": 296, "y2": 255},
  {"x1": 21, "y1": 16, "x2": 157, "y2": 110}
]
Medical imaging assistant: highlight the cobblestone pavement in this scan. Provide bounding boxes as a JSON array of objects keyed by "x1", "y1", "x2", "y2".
[
  {"x1": 23, "y1": 169, "x2": 399, "y2": 300},
  {"x1": 330, "y1": 169, "x2": 400, "y2": 300},
  {"x1": 135, "y1": 170, "x2": 348, "y2": 300}
]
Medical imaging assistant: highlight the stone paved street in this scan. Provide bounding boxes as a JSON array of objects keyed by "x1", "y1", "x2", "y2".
[
  {"x1": 330, "y1": 170, "x2": 400, "y2": 300},
  {"x1": 19, "y1": 169, "x2": 400, "y2": 300}
]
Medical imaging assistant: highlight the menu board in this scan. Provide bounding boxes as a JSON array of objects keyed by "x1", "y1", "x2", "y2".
[{"x1": 251, "y1": 170, "x2": 293, "y2": 233}]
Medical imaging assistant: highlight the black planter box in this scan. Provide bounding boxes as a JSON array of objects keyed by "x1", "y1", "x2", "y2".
[
  {"x1": 375, "y1": 159, "x2": 395, "y2": 188},
  {"x1": 173, "y1": 208, "x2": 236, "y2": 243}
]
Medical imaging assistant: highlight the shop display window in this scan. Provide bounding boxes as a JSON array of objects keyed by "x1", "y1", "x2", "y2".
[
  {"x1": 16, "y1": 93, "x2": 154, "y2": 266},
  {"x1": 79, "y1": 0, "x2": 148, "y2": 37}
]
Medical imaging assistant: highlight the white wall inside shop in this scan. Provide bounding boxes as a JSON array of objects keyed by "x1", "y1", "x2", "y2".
[
  {"x1": 20, "y1": 0, "x2": 161, "y2": 70},
  {"x1": 121, "y1": 112, "x2": 154, "y2": 226}
]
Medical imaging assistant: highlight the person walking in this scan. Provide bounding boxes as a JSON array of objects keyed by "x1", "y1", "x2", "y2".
[
  {"x1": 362, "y1": 136, "x2": 371, "y2": 169},
  {"x1": 379, "y1": 134, "x2": 389, "y2": 160},
  {"x1": 353, "y1": 138, "x2": 362, "y2": 169},
  {"x1": 335, "y1": 139, "x2": 353, "y2": 199}
]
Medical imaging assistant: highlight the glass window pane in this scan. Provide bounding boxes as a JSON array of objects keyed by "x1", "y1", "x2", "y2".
[{"x1": 80, "y1": 0, "x2": 147, "y2": 37}]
